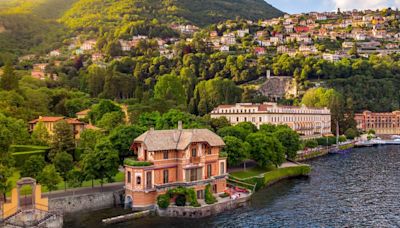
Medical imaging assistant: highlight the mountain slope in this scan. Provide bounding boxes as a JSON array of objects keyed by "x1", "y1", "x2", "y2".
[
  {"x1": 175, "y1": 0, "x2": 283, "y2": 26},
  {"x1": 60, "y1": 0, "x2": 283, "y2": 29}
]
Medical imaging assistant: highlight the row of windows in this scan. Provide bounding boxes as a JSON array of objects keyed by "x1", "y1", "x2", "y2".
[
  {"x1": 230, "y1": 115, "x2": 330, "y2": 123},
  {"x1": 218, "y1": 108, "x2": 328, "y2": 115}
]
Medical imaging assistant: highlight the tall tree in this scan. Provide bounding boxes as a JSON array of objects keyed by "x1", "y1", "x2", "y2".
[
  {"x1": 21, "y1": 155, "x2": 46, "y2": 179},
  {"x1": 38, "y1": 165, "x2": 62, "y2": 192},
  {"x1": 108, "y1": 125, "x2": 146, "y2": 163},
  {"x1": 81, "y1": 140, "x2": 119, "y2": 188},
  {"x1": 53, "y1": 152, "x2": 74, "y2": 191},
  {"x1": 31, "y1": 121, "x2": 51, "y2": 146},
  {"x1": 50, "y1": 120, "x2": 75, "y2": 160},
  {"x1": 154, "y1": 74, "x2": 186, "y2": 106},
  {"x1": 0, "y1": 62, "x2": 19, "y2": 91}
]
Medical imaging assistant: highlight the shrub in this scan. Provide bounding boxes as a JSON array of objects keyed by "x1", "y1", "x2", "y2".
[
  {"x1": 344, "y1": 128, "x2": 357, "y2": 139},
  {"x1": 338, "y1": 135, "x2": 347, "y2": 143},
  {"x1": 175, "y1": 194, "x2": 186, "y2": 206},
  {"x1": 205, "y1": 184, "x2": 217, "y2": 204},
  {"x1": 12, "y1": 150, "x2": 47, "y2": 167},
  {"x1": 303, "y1": 139, "x2": 318, "y2": 149},
  {"x1": 186, "y1": 188, "x2": 200, "y2": 207},
  {"x1": 157, "y1": 194, "x2": 170, "y2": 209},
  {"x1": 124, "y1": 158, "x2": 153, "y2": 167}
]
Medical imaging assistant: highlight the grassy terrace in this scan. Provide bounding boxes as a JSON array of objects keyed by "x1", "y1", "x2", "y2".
[
  {"x1": 7, "y1": 171, "x2": 124, "y2": 196},
  {"x1": 229, "y1": 163, "x2": 311, "y2": 191}
]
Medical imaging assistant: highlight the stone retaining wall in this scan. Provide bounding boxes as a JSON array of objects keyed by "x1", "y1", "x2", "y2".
[
  {"x1": 49, "y1": 190, "x2": 124, "y2": 214},
  {"x1": 156, "y1": 194, "x2": 251, "y2": 218}
]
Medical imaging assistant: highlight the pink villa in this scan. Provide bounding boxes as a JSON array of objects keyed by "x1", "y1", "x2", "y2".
[{"x1": 124, "y1": 123, "x2": 228, "y2": 209}]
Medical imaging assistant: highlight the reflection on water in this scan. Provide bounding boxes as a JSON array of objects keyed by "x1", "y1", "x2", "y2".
[{"x1": 65, "y1": 146, "x2": 400, "y2": 227}]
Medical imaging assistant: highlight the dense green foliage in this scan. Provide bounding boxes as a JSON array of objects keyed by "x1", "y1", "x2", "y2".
[
  {"x1": 123, "y1": 158, "x2": 153, "y2": 167},
  {"x1": 204, "y1": 184, "x2": 217, "y2": 204}
]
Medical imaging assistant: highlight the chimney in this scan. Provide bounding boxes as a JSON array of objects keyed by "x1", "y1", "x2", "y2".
[
  {"x1": 267, "y1": 70, "x2": 271, "y2": 79},
  {"x1": 178, "y1": 121, "x2": 183, "y2": 130}
]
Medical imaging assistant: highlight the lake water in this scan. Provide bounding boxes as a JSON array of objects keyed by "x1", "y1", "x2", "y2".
[{"x1": 64, "y1": 146, "x2": 400, "y2": 227}]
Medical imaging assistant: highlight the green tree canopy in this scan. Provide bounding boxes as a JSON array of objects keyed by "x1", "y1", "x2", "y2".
[
  {"x1": 246, "y1": 133, "x2": 285, "y2": 168},
  {"x1": 154, "y1": 74, "x2": 186, "y2": 106},
  {"x1": 38, "y1": 165, "x2": 62, "y2": 192},
  {"x1": 50, "y1": 120, "x2": 75, "y2": 160}
]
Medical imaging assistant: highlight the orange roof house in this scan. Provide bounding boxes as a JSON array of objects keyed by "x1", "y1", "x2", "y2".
[
  {"x1": 124, "y1": 122, "x2": 227, "y2": 209},
  {"x1": 29, "y1": 116, "x2": 87, "y2": 139}
]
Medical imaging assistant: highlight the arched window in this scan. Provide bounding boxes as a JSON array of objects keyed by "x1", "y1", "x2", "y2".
[
  {"x1": 127, "y1": 171, "x2": 131, "y2": 183},
  {"x1": 136, "y1": 176, "x2": 141, "y2": 185}
]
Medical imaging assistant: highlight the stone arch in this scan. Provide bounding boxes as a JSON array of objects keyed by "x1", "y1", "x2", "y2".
[{"x1": 125, "y1": 195, "x2": 133, "y2": 209}]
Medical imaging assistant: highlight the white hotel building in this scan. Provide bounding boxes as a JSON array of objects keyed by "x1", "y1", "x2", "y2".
[{"x1": 210, "y1": 103, "x2": 332, "y2": 138}]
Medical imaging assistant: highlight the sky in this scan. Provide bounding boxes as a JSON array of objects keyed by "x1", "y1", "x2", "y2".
[{"x1": 267, "y1": 0, "x2": 400, "y2": 14}]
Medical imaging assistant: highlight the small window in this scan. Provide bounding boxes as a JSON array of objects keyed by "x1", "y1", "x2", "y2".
[
  {"x1": 136, "y1": 176, "x2": 141, "y2": 185},
  {"x1": 127, "y1": 171, "x2": 131, "y2": 183},
  {"x1": 163, "y1": 170, "x2": 169, "y2": 184},
  {"x1": 212, "y1": 184, "x2": 217, "y2": 193},
  {"x1": 192, "y1": 148, "x2": 197, "y2": 157},
  {"x1": 207, "y1": 148, "x2": 212, "y2": 155},
  {"x1": 163, "y1": 151, "x2": 168, "y2": 159},
  {"x1": 220, "y1": 162, "x2": 225, "y2": 175},
  {"x1": 207, "y1": 164, "x2": 212, "y2": 178}
]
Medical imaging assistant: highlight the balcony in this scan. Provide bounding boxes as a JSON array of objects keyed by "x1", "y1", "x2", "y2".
[{"x1": 190, "y1": 156, "x2": 201, "y2": 164}]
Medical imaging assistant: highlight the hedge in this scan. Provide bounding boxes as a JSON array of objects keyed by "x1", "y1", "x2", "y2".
[
  {"x1": 12, "y1": 150, "x2": 47, "y2": 167},
  {"x1": 157, "y1": 186, "x2": 201, "y2": 209},
  {"x1": 239, "y1": 165, "x2": 311, "y2": 191},
  {"x1": 124, "y1": 158, "x2": 153, "y2": 167},
  {"x1": 205, "y1": 184, "x2": 217, "y2": 204},
  {"x1": 9, "y1": 145, "x2": 49, "y2": 153}
]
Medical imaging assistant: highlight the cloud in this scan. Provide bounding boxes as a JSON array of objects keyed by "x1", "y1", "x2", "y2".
[{"x1": 333, "y1": 0, "x2": 400, "y2": 10}]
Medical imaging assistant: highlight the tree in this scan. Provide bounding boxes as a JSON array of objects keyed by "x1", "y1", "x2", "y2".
[
  {"x1": 273, "y1": 128, "x2": 300, "y2": 160},
  {"x1": 108, "y1": 125, "x2": 146, "y2": 164},
  {"x1": 222, "y1": 136, "x2": 249, "y2": 166},
  {"x1": 53, "y1": 152, "x2": 74, "y2": 191},
  {"x1": 31, "y1": 121, "x2": 50, "y2": 146},
  {"x1": 246, "y1": 133, "x2": 285, "y2": 168},
  {"x1": 154, "y1": 74, "x2": 186, "y2": 106},
  {"x1": 344, "y1": 128, "x2": 357, "y2": 140},
  {"x1": 96, "y1": 111, "x2": 124, "y2": 132},
  {"x1": 0, "y1": 162, "x2": 13, "y2": 201},
  {"x1": 81, "y1": 140, "x2": 119, "y2": 188},
  {"x1": 38, "y1": 165, "x2": 62, "y2": 192},
  {"x1": 88, "y1": 100, "x2": 121, "y2": 124},
  {"x1": 0, "y1": 62, "x2": 19, "y2": 91},
  {"x1": 50, "y1": 120, "x2": 75, "y2": 160},
  {"x1": 67, "y1": 168, "x2": 84, "y2": 188},
  {"x1": 21, "y1": 155, "x2": 46, "y2": 179}
]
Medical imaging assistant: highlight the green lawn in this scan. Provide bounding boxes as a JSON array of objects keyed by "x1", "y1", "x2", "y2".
[
  {"x1": 7, "y1": 171, "x2": 124, "y2": 196},
  {"x1": 230, "y1": 166, "x2": 273, "y2": 179}
]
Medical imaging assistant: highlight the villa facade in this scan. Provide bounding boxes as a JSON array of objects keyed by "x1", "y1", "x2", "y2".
[
  {"x1": 29, "y1": 116, "x2": 88, "y2": 139},
  {"x1": 210, "y1": 102, "x2": 331, "y2": 138},
  {"x1": 124, "y1": 122, "x2": 227, "y2": 209},
  {"x1": 355, "y1": 110, "x2": 400, "y2": 134}
]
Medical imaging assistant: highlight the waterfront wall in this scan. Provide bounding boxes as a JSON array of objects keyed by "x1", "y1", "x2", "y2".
[
  {"x1": 156, "y1": 194, "x2": 251, "y2": 218},
  {"x1": 49, "y1": 190, "x2": 124, "y2": 214}
]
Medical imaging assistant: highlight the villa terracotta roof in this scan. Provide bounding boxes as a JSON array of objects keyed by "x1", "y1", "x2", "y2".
[
  {"x1": 29, "y1": 116, "x2": 64, "y2": 124},
  {"x1": 65, "y1": 118, "x2": 85, "y2": 125},
  {"x1": 134, "y1": 129, "x2": 225, "y2": 152},
  {"x1": 76, "y1": 109, "x2": 90, "y2": 115},
  {"x1": 29, "y1": 116, "x2": 85, "y2": 125}
]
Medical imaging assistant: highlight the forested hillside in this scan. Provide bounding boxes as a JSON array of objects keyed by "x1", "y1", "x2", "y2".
[
  {"x1": 0, "y1": 0, "x2": 77, "y2": 57},
  {"x1": 0, "y1": 0, "x2": 282, "y2": 57}
]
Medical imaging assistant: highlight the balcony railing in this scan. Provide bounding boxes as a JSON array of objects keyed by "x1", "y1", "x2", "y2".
[
  {"x1": 154, "y1": 174, "x2": 228, "y2": 192},
  {"x1": 190, "y1": 156, "x2": 201, "y2": 164}
]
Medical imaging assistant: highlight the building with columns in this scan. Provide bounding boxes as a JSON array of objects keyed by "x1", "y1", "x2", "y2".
[
  {"x1": 355, "y1": 110, "x2": 400, "y2": 135},
  {"x1": 210, "y1": 103, "x2": 331, "y2": 138},
  {"x1": 124, "y1": 122, "x2": 227, "y2": 209}
]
